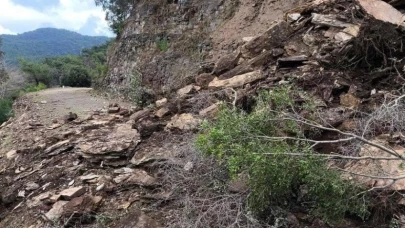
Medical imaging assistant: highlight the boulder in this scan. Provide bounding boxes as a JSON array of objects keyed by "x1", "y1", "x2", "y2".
[
  {"x1": 212, "y1": 51, "x2": 241, "y2": 75},
  {"x1": 130, "y1": 109, "x2": 152, "y2": 122},
  {"x1": 241, "y1": 21, "x2": 292, "y2": 58},
  {"x1": 357, "y1": 0, "x2": 405, "y2": 26},
  {"x1": 45, "y1": 200, "x2": 69, "y2": 220},
  {"x1": 209, "y1": 71, "x2": 265, "y2": 88},
  {"x1": 76, "y1": 124, "x2": 141, "y2": 162},
  {"x1": 199, "y1": 103, "x2": 220, "y2": 118},
  {"x1": 166, "y1": 114, "x2": 200, "y2": 131},
  {"x1": 61, "y1": 195, "x2": 103, "y2": 220},
  {"x1": 155, "y1": 98, "x2": 168, "y2": 108},
  {"x1": 59, "y1": 186, "x2": 86, "y2": 200},
  {"x1": 113, "y1": 169, "x2": 156, "y2": 187},
  {"x1": 63, "y1": 112, "x2": 78, "y2": 122}
]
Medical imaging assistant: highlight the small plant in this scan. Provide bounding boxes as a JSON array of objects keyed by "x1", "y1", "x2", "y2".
[
  {"x1": 196, "y1": 87, "x2": 369, "y2": 223},
  {"x1": 0, "y1": 98, "x2": 12, "y2": 124},
  {"x1": 156, "y1": 37, "x2": 169, "y2": 52}
]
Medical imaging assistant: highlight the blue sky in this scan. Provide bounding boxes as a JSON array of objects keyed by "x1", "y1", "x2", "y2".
[{"x1": 0, "y1": 0, "x2": 113, "y2": 37}]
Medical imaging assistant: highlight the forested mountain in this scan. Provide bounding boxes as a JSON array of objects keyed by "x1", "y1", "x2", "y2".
[{"x1": 0, "y1": 28, "x2": 110, "y2": 65}]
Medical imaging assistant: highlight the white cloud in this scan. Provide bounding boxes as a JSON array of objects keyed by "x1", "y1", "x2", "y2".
[
  {"x1": 0, "y1": 0, "x2": 113, "y2": 36},
  {"x1": 0, "y1": 25, "x2": 16, "y2": 35}
]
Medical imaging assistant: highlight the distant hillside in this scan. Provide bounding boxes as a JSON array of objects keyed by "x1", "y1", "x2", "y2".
[{"x1": 0, "y1": 28, "x2": 111, "y2": 65}]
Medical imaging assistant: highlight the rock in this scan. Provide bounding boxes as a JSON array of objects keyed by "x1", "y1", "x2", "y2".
[
  {"x1": 63, "y1": 112, "x2": 78, "y2": 122},
  {"x1": 114, "y1": 169, "x2": 156, "y2": 187},
  {"x1": 199, "y1": 103, "x2": 220, "y2": 118},
  {"x1": 77, "y1": 124, "x2": 141, "y2": 161},
  {"x1": 45, "y1": 200, "x2": 69, "y2": 220},
  {"x1": 220, "y1": 51, "x2": 273, "y2": 79},
  {"x1": 59, "y1": 186, "x2": 86, "y2": 200},
  {"x1": 25, "y1": 182, "x2": 40, "y2": 191},
  {"x1": 80, "y1": 120, "x2": 110, "y2": 131},
  {"x1": 228, "y1": 178, "x2": 249, "y2": 193},
  {"x1": 343, "y1": 25, "x2": 360, "y2": 37},
  {"x1": 209, "y1": 71, "x2": 265, "y2": 88},
  {"x1": 108, "y1": 106, "x2": 120, "y2": 113},
  {"x1": 118, "y1": 109, "x2": 130, "y2": 116},
  {"x1": 61, "y1": 195, "x2": 103, "y2": 220},
  {"x1": 44, "y1": 140, "x2": 71, "y2": 154},
  {"x1": 155, "y1": 107, "x2": 170, "y2": 118},
  {"x1": 27, "y1": 191, "x2": 52, "y2": 208},
  {"x1": 311, "y1": 13, "x2": 354, "y2": 28},
  {"x1": 130, "y1": 109, "x2": 152, "y2": 122},
  {"x1": 334, "y1": 32, "x2": 354, "y2": 42},
  {"x1": 79, "y1": 174, "x2": 100, "y2": 182},
  {"x1": 6, "y1": 149, "x2": 17, "y2": 160},
  {"x1": 241, "y1": 21, "x2": 292, "y2": 58},
  {"x1": 40, "y1": 100, "x2": 47, "y2": 104},
  {"x1": 212, "y1": 51, "x2": 241, "y2": 75},
  {"x1": 195, "y1": 73, "x2": 215, "y2": 88},
  {"x1": 134, "y1": 119, "x2": 163, "y2": 138},
  {"x1": 166, "y1": 114, "x2": 200, "y2": 131},
  {"x1": 47, "y1": 123, "x2": 62, "y2": 130},
  {"x1": 242, "y1": 37, "x2": 255, "y2": 42},
  {"x1": 358, "y1": 0, "x2": 405, "y2": 26},
  {"x1": 278, "y1": 55, "x2": 308, "y2": 68},
  {"x1": 176, "y1": 85, "x2": 198, "y2": 97},
  {"x1": 340, "y1": 93, "x2": 360, "y2": 109},
  {"x1": 155, "y1": 98, "x2": 168, "y2": 108},
  {"x1": 183, "y1": 162, "x2": 194, "y2": 171},
  {"x1": 287, "y1": 13, "x2": 301, "y2": 22}
]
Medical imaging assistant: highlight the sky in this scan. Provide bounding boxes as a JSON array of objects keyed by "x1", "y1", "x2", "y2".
[{"x1": 0, "y1": 0, "x2": 114, "y2": 37}]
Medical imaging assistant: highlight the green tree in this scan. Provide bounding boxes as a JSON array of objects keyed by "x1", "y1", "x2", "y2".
[
  {"x1": 0, "y1": 38, "x2": 8, "y2": 85},
  {"x1": 95, "y1": 0, "x2": 135, "y2": 36},
  {"x1": 19, "y1": 59, "x2": 51, "y2": 86},
  {"x1": 61, "y1": 65, "x2": 91, "y2": 87}
]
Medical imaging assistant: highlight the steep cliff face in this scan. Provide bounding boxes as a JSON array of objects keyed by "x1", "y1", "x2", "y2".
[{"x1": 104, "y1": 0, "x2": 307, "y2": 101}]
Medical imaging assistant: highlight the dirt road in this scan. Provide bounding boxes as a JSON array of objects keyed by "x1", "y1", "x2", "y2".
[{"x1": 27, "y1": 87, "x2": 126, "y2": 124}]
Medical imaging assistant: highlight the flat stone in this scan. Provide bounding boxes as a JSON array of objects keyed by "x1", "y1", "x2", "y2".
[
  {"x1": 25, "y1": 182, "x2": 40, "y2": 191},
  {"x1": 27, "y1": 191, "x2": 52, "y2": 208},
  {"x1": 44, "y1": 140, "x2": 70, "y2": 154},
  {"x1": 155, "y1": 98, "x2": 168, "y2": 108},
  {"x1": 6, "y1": 150, "x2": 17, "y2": 160},
  {"x1": 311, "y1": 13, "x2": 353, "y2": 28},
  {"x1": 130, "y1": 109, "x2": 151, "y2": 122},
  {"x1": 108, "y1": 107, "x2": 120, "y2": 114},
  {"x1": 177, "y1": 85, "x2": 197, "y2": 97},
  {"x1": 358, "y1": 0, "x2": 404, "y2": 26},
  {"x1": 45, "y1": 200, "x2": 69, "y2": 221},
  {"x1": 166, "y1": 114, "x2": 200, "y2": 131},
  {"x1": 209, "y1": 71, "x2": 265, "y2": 88},
  {"x1": 59, "y1": 186, "x2": 86, "y2": 200},
  {"x1": 199, "y1": 103, "x2": 220, "y2": 118},
  {"x1": 155, "y1": 107, "x2": 170, "y2": 118},
  {"x1": 287, "y1": 13, "x2": 301, "y2": 22},
  {"x1": 212, "y1": 51, "x2": 241, "y2": 75}
]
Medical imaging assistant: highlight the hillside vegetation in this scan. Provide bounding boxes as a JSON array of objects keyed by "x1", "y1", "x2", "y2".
[{"x1": 1, "y1": 28, "x2": 110, "y2": 65}]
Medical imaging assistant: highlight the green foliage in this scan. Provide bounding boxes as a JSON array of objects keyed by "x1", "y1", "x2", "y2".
[
  {"x1": 61, "y1": 66, "x2": 91, "y2": 87},
  {"x1": 95, "y1": 0, "x2": 134, "y2": 36},
  {"x1": 18, "y1": 42, "x2": 110, "y2": 87},
  {"x1": 19, "y1": 59, "x2": 51, "y2": 86},
  {"x1": 196, "y1": 87, "x2": 369, "y2": 223},
  {"x1": 0, "y1": 98, "x2": 12, "y2": 123},
  {"x1": 127, "y1": 71, "x2": 145, "y2": 106},
  {"x1": 156, "y1": 37, "x2": 169, "y2": 52},
  {"x1": 23, "y1": 82, "x2": 47, "y2": 93},
  {"x1": 1, "y1": 28, "x2": 110, "y2": 66}
]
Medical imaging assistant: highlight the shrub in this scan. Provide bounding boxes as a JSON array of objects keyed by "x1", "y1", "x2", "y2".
[
  {"x1": 156, "y1": 37, "x2": 169, "y2": 52},
  {"x1": 24, "y1": 82, "x2": 47, "y2": 93},
  {"x1": 61, "y1": 66, "x2": 91, "y2": 87},
  {"x1": 196, "y1": 87, "x2": 369, "y2": 223},
  {"x1": 0, "y1": 98, "x2": 12, "y2": 124}
]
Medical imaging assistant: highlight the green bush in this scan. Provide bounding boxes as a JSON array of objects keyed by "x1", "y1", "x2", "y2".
[
  {"x1": 61, "y1": 66, "x2": 91, "y2": 87},
  {"x1": 24, "y1": 82, "x2": 47, "y2": 93},
  {"x1": 0, "y1": 98, "x2": 13, "y2": 124},
  {"x1": 156, "y1": 37, "x2": 169, "y2": 52},
  {"x1": 196, "y1": 87, "x2": 369, "y2": 223}
]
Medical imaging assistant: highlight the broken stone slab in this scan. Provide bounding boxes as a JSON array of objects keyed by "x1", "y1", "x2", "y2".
[
  {"x1": 166, "y1": 113, "x2": 200, "y2": 131},
  {"x1": 134, "y1": 119, "x2": 164, "y2": 138},
  {"x1": 61, "y1": 195, "x2": 103, "y2": 220},
  {"x1": 277, "y1": 55, "x2": 308, "y2": 68},
  {"x1": 199, "y1": 103, "x2": 220, "y2": 118},
  {"x1": 155, "y1": 107, "x2": 170, "y2": 118},
  {"x1": 25, "y1": 182, "x2": 40, "y2": 191},
  {"x1": 108, "y1": 107, "x2": 120, "y2": 113},
  {"x1": 114, "y1": 169, "x2": 157, "y2": 187},
  {"x1": 44, "y1": 140, "x2": 70, "y2": 154},
  {"x1": 27, "y1": 191, "x2": 53, "y2": 208},
  {"x1": 6, "y1": 149, "x2": 17, "y2": 160},
  {"x1": 45, "y1": 200, "x2": 69, "y2": 221},
  {"x1": 155, "y1": 98, "x2": 168, "y2": 108},
  {"x1": 209, "y1": 71, "x2": 265, "y2": 88},
  {"x1": 311, "y1": 13, "x2": 354, "y2": 28},
  {"x1": 241, "y1": 21, "x2": 292, "y2": 58},
  {"x1": 287, "y1": 13, "x2": 301, "y2": 22},
  {"x1": 176, "y1": 85, "x2": 200, "y2": 97},
  {"x1": 79, "y1": 174, "x2": 100, "y2": 182},
  {"x1": 76, "y1": 124, "x2": 141, "y2": 161},
  {"x1": 357, "y1": 0, "x2": 405, "y2": 26},
  {"x1": 212, "y1": 51, "x2": 241, "y2": 75},
  {"x1": 130, "y1": 108, "x2": 152, "y2": 122},
  {"x1": 334, "y1": 25, "x2": 361, "y2": 42},
  {"x1": 59, "y1": 186, "x2": 86, "y2": 200},
  {"x1": 219, "y1": 51, "x2": 273, "y2": 79},
  {"x1": 80, "y1": 120, "x2": 110, "y2": 131}
]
